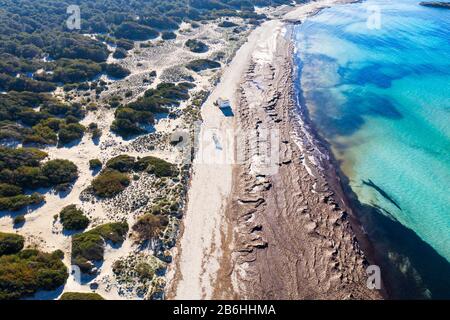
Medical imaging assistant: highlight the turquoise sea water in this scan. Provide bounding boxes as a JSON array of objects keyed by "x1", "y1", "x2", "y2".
[{"x1": 294, "y1": 0, "x2": 450, "y2": 298}]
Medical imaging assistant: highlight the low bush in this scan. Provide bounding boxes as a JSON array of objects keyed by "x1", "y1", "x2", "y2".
[
  {"x1": 103, "y1": 63, "x2": 130, "y2": 79},
  {"x1": 114, "y1": 22, "x2": 159, "y2": 41},
  {"x1": 0, "y1": 193, "x2": 45, "y2": 211},
  {"x1": 89, "y1": 159, "x2": 102, "y2": 170},
  {"x1": 91, "y1": 169, "x2": 130, "y2": 198},
  {"x1": 71, "y1": 222, "x2": 128, "y2": 273},
  {"x1": 218, "y1": 21, "x2": 238, "y2": 28},
  {"x1": 41, "y1": 159, "x2": 78, "y2": 185},
  {"x1": 132, "y1": 213, "x2": 169, "y2": 241},
  {"x1": 59, "y1": 205, "x2": 90, "y2": 231},
  {"x1": 161, "y1": 31, "x2": 177, "y2": 40},
  {"x1": 58, "y1": 123, "x2": 85, "y2": 145},
  {"x1": 115, "y1": 39, "x2": 134, "y2": 50},
  {"x1": 13, "y1": 215, "x2": 25, "y2": 226},
  {"x1": 0, "y1": 249, "x2": 68, "y2": 300},
  {"x1": 185, "y1": 39, "x2": 209, "y2": 53},
  {"x1": 186, "y1": 59, "x2": 221, "y2": 72},
  {"x1": 59, "y1": 292, "x2": 105, "y2": 300},
  {"x1": 113, "y1": 48, "x2": 127, "y2": 59},
  {"x1": 135, "y1": 156, "x2": 178, "y2": 177},
  {"x1": 110, "y1": 118, "x2": 147, "y2": 138},
  {"x1": 105, "y1": 155, "x2": 136, "y2": 173},
  {"x1": 0, "y1": 232, "x2": 24, "y2": 255},
  {"x1": 0, "y1": 184, "x2": 22, "y2": 197}
]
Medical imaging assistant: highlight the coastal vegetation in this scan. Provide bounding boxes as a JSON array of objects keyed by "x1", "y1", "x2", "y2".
[
  {"x1": 59, "y1": 292, "x2": 105, "y2": 300},
  {"x1": 0, "y1": 248, "x2": 68, "y2": 300},
  {"x1": 0, "y1": 232, "x2": 24, "y2": 255},
  {"x1": 161, "y1": 32, "x2": 177, "y2": 40},
  {"x1": 91, "y1": 169, "x2": 130, "y2": 198},
  {"x1": 0, "y1": 147, "x2": 78, "y2": 211},
  {"x1": 135, "y1": 156, "x2": 178, "y2": 178},
  {"x1": 89, "y1": 159, "x2": 102, "y2": 170},
  {"x1": 13, "y1": 215, "x2": 26, "y2": 226},
  {"x1": 0, "y1": 92, "x2": 86, "y2": 145},
  {"x1": 132, "y1": 213, "x2": 169, "y2": 242},
  {"x1": 105, "y1": 155, "x2": 136, "y2": 172},
  {"x1": 218, "y1": 21, "x2": 239, "y2": 28},
  {"x1": 91, "y1": 155, "x2": 178, "y2": 198},
  {"x1": 0, "y1": 0, "x2": 291, "y2": 95},
  {"x1": 71, "y1": 222, "x2": 128, "y2": 274},
  {"x1": 111, "y1": 82, "x2": 193, "y2": 138},
  {"x1": 59, "y1": 204, "x2": 90, "y2": 231},
  {"x1": 185, "y1": 39, "x2": 209, "y2": 53},
  {"x1": 186, "y1": 59, "x2": 221, "y2": 72}
]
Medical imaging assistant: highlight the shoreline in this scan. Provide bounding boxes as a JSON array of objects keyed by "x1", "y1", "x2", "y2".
[
  {"x1": 169, "y1": 0, "x2": 382, "y2": 300},
  {"x1": 291, "y1": 27, "x2": 389, "y2": 299}
]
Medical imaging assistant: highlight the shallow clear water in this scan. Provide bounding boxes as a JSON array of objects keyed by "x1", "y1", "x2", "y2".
[{"x1": 294, "y1": 0, "x2": 450, "y2": 298}]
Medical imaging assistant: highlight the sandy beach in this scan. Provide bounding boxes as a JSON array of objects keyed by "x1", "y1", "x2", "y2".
[{"x1": 168, "y1": 0, "x2": 382, "y2": 300}]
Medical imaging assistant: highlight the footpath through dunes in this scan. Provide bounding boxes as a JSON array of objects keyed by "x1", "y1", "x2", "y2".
[{"x1": 168, "y1": 0, "x2": 382, "y2": 300}]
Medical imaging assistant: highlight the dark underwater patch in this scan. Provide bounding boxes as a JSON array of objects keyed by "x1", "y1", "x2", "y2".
[{"x1": 362, "y1": 179, "x2": 402, "y2": 211}]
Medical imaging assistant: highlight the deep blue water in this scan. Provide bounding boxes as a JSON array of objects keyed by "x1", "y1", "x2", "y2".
[{"x1": 293, "y1": 0, "x2": 450, "y2": 298}]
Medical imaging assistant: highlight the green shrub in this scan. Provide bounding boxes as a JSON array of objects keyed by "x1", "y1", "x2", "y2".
[
  {"x1": 161, "y1": 31, "x2": 177, "y2": 40},
  {"x1": 41, "y1": 159, "x2": 78, "y2": 185},
  {"x1": 113, "y1": 48, "x2": 128, "y2": 59},
  {"x1": 71, "y1": 222, "x2": 128, "y2": 274},
  {"x1": 218, "y1": 21, "x2": 238, "y2": 28},
  {"x1": 105, "y1": 155, "x2": 136, "y2": 172},
  {"x1": 110, "y1": 118, "x2": 146, "y2": 137},
  {"x1": 13, "y1": 215, "x2": 26, "y2": 226},
  {"x1": 114, "y1": 22, "x2": 159, "y2": 41},
  {"x1": 111, "y1": 82, "x2": 193, "y2": 138},
  {"x1": 60, "y1": 292, "x2": 105, "y2": 300},
  {"x1": 89, "y1": 159, "x2": 102, "y2": 170},
  {"x1": 0, "y1": 193, "x2": 45, "y2": 211},
  {"x1": 135, "y1": 156, "x2": 178, "y2": 177},
  {"x1": 58, "y1": 123, "x2": 85, "y2": 144},
  {"x1": 0, "y1": 183, "x2": 22, "y2": 197},
  {"x1": 0, "y1": 232, "x2": 24, "y2": 255},
  {"x1": 186, "y1": 59, "x2": 221, "y2": 72},
  {"x1": 52, "y1": 59, "x2": 102, "y2": 83},
  {"x1": 135, "y1": 262, "x2": 154, "y2": 280},
  {"x1": 59, "y1": 204, "x2": 90, "y2": 231},
  {"x1": 116, "y1": 39, "x2": 134, "y2": 50},
  {"x1": 132, "y1": 213, "x2": 169, "y2": 241},
  {"x1": 91, "y1": 169, "x2": 130, "y2": 198},
  {"x1": 185, "y1": 39, "x2": 208, "y2": 53},
  {"x1": 0, "y1": 249, "x2": 68, "y2": 300},
  {"x1": 102, "y1": 63, "x2": 130, "y2": 79}
]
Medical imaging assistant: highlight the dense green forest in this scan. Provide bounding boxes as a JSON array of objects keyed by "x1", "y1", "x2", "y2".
[
  {"x1": 0, "y1": 0, "x2": 295, "y2": 92},
  {"x1": 0, "y1": 0, "x2": 296, "y2": 139},
  {"x1": 0, "y1": 0, "x2": 296, "y2": 214}
]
